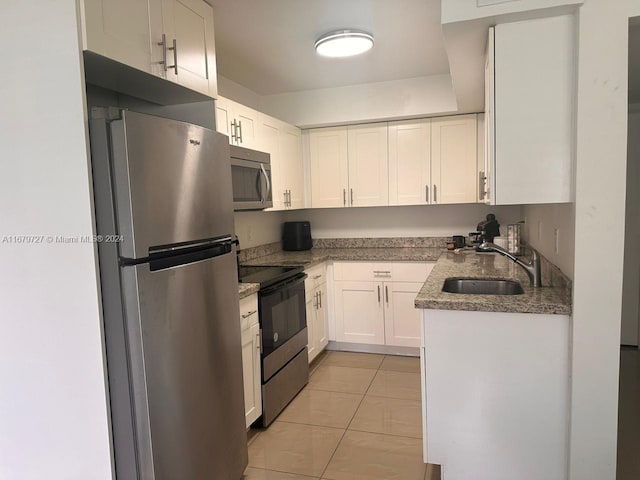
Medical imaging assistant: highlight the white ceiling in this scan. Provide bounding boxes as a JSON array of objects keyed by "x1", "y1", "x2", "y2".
[{"x1": 208, "y1": 0, "x2": 451, "y2": 95}]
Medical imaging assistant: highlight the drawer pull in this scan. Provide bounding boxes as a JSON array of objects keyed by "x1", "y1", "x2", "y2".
[
  {"x1": 241, "y1": 309, "x2": 257, "y2": 319},
  {"x1": 373, "y1": 270, "x2": 391, "y2": 275},
  {"x1": 313, "y1": 275, "x2": 322, "y2": 279}
]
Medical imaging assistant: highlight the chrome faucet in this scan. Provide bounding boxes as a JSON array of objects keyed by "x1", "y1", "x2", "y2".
[{"x1": 477, "y1": 242, "x2": 542, "y2": 287}]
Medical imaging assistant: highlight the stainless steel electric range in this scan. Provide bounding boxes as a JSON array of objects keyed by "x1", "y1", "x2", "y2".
[{"x1": 238, "y1": 265, "x2": 309, "y2": 426}]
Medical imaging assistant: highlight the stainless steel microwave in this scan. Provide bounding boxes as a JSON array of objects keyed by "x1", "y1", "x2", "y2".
[{"x1": 230, "y1": 145, "x2": 272, "y2": 210}]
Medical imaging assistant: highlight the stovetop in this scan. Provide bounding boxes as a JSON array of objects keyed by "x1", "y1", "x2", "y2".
[{"x1": 238, "y1": 265, "x2": 304, "y2": 289}]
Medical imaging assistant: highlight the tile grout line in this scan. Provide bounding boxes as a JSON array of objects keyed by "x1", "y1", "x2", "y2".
[{"x1": 318, "y1": 356, "x2": 387, "y2": 479}]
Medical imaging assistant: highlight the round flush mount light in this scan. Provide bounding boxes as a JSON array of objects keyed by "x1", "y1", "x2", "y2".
[{"x1": 314, "y1": 29, "x2": 374, "y2": 58}]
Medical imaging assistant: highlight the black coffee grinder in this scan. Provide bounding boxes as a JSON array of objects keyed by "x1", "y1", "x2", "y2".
[{"x1": 470, "y1": 213, "x2": 501, "y2": 249}]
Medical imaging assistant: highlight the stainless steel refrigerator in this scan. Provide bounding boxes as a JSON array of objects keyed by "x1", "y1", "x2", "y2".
[{"x1": 89, "y1": 108, "x2": 248, "y2": 480}]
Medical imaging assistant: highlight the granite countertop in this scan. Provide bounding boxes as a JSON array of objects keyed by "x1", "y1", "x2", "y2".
[
  {"x1": 241, "y1": 247, "x2": 443, "y2": 268},
  {"x1": 238, "y1": 282, "x2": 259, "y2": 299},
  {"x1": 415, "y1": 250, "x2": 572, "y2": 315}
]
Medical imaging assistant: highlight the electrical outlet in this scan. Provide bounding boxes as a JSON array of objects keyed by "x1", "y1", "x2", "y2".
[{"x1": 554, "y1": 228, "x2": 560, "y2": 255}]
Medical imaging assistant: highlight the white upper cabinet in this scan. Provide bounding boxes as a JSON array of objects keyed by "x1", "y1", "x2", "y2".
[
  {"x1": 82, "y1": 0, "x2": 162, "y2": 76},
  {"x1": 280, "y1": 123, "x2": 305, "y2": 209},
  {"x1": 431, "y1": 115, "x2": 478, "y2": 204},
  {"x1": 309, "y1": 127, "x2": 350, "y2": 208},
  {"x1": 258, "y1": 114, "x2": 304, "y2": 211},
  {"x1": 487, "y1": 15, "x2": 575, "y2": 205},
  {"x1": 388, "y1": 119, "x2": 431, "y2": 206},
  {"x1": 160, "y1": 0, "x2": 217, "y2": 97},
  {"x1": 215, "y1": 96, "x2": 260, "y2": 149},
  {"x1": 347, "y1": 123, "x2": 389, "y2": 207},
  {"x1": 81, "y1": 0, "x2": 217, "y2": 98}
]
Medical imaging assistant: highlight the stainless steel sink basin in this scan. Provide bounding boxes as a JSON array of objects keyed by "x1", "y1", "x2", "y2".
[{"x1": 442, "y1": 277, "x2": 524, "y2": 295}]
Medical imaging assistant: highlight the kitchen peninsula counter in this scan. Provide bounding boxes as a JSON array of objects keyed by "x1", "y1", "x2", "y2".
[{"x1": 414, "y1": 250, "x2": 572, "y2": 315}]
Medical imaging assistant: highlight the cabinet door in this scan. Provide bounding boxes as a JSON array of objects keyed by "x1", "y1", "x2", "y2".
[
  {"x1": 241, "y1": 322, "x2": 262, "y2": 427},
  {"x1": 384, "y1": 282, "x2": 423, "y2": 348},
  {"x1": 259, "y1": 116, "x2": 285, "y2": 209},
  {"x1": 232, "y1": 103, "x2": 259, "y2": 149},
  {"x1": 281, "y1": 124, "x2": 305, "y2": 209},
  {"x1": 82, "y1": 0, "x2": 163, "y2": 77},
  {"x1": 334, "y1": 281, "x2": 385, "y2": 345},
  {"x1": 494, "y1": 15, "x2": 574, "y2": 204},
  {"x1": 309, "y1": 127, "x2": 349, "y2": 208},
  {"x1": 347, "y1": 123, "x2": 389, "y2": 207},
  {"x1": 306, "y1": 293, "x2": 317, "y2": 363},
  {"x1": 483, "y1": 27, "x2": 495, "y2": 205},
  {"x1": 315, "y1": 282, "x2": 329, "y2": 351},
  {"x1": 161, "y1": 0, "x2": 217, "y2": 97},
  {"x1": 431, "y1": 115, "x2": 477, "y2": 204},
  {"x1": 388, "y1": 119, "x2": 431, "y2": 206},
  {"x1": 215, "y1": 96, "x2": 232, "y2": 140}
]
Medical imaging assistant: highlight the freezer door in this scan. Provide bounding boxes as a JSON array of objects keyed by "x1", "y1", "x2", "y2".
[
  {"x1": 110, "y1": 110, "x2": 233, "y2": 259},
  {"x1": 119, "y1": 251, "x2": 247, "y2": 480}
]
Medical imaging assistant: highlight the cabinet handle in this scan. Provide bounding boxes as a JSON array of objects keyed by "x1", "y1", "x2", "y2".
[
  {"x1": 313, "y1": 291, "x2": 318, "y2": 308},
  {"x1": 283, "y1": 191, "x2": 288, "y2": 206},
  {"x1": 433, "y1": 184, "x2": 438, "y2": 203},
  {"x1": 230, "y1": 120, "x2": 237, "y2": 143},
  {"x1": 158, "y1": 34, "x2": 177, "y2": 75},
  {"x1": 350, "y1": 188, "x2": 354, "y2": 206},
  {"x1": 287, "y1": 190, "x2": 291, "y2": 207},
  {"x1": 158, "y1": 34, "x2": 168, "y2": 70},
  {"x1": 343, "y1": 188, "x2": 346, "y2": 206},
  {"x1": 479, "y1": 171, "x2": 487, "y2": 200},
  {"x1": 385, "y1": 285, "x2": 389, "y2": 304},
  {"x1": 238, "y1": 120, "x2": 243, "y2": 143},
  {"x1": 318, "y1": 291, "x2": 322, "y2": 309},
  {"x1": 258, "y1": 329, "x2": 263, "y2": 354},
  {"x1": 425, "y1": 185, "x2": 429, "y2": 203},
  {"x1": 313, "y1": 275, "x2": 322, "y2": 279},
  {"x1": 377, "y1": 285, "x2": 381, "y2": 303},
  {"x1": 241, "y1": 309, "x2": 257, "y2": 319},
  {"x1": 160, "y1": 36, "x2": 178, "y2": 75},
  {"x1": 373, "y1": 270, "x2": 391, "y2": 275}
]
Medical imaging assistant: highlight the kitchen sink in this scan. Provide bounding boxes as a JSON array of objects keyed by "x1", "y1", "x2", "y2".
[{"x1": 442, "y1": 277, "x2": 524, "y2": 295}]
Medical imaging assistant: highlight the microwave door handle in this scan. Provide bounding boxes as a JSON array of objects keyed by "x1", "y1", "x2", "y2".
[{"x1": 260, "y1": 164, "x2": 271, "y2": 202}]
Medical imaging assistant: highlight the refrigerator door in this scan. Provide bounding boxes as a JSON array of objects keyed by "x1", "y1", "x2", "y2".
[
  {"x1": 109, "y1": 110, "x2": 233, "y2": 259},
  {"x1": 119, "y1": 249, "x2": 248, "y2": 480}
]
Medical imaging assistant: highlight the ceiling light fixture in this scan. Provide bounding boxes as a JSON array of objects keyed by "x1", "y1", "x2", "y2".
[{"x1": 314, "y1": 29, "x2": 374, "y2": 58}]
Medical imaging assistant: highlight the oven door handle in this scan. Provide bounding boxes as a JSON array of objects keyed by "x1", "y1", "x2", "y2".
[{"x1": 260, "y1": 273, "x2": 308, "y2": 296}]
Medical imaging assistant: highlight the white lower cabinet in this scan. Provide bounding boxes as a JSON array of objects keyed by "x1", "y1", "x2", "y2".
[
  {"x1": 239, "y1": 294, "x2": 261, "y2": 428},
  {"x1": 305, "y1": 263, "x2": 329, "y2": 363},
  {"x1": 333, "y1": 262, "x2": 434, "y2": 348}
]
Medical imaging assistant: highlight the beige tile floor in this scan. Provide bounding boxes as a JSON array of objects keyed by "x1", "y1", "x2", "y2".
[{"x1": 244, "y1": 351, "x2": 436, "y2": 480}]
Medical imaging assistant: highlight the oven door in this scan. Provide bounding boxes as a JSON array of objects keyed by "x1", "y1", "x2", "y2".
[
  {"x1": 259, "y1": 274, "x2": 307, "y2": 358},
  {"x1": 231, "y1": 158, "x2": 272, "y2": 210}
]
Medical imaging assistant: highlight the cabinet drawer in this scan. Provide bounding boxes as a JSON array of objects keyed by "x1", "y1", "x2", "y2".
[
  {"x1": 333, "y1": 262, "x2": 394, "y2": 281},
  {"x1": 393, "y1": 262, "x2": 435, "y2": 283},
  {"x1": 305, "y1": 263, "x2": 327, "y2": 291},
  {"x1": 239, "y1": 294, "x2": 259, "y2": 330}
]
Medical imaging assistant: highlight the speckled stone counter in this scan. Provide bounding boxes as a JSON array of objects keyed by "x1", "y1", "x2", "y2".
[
  {"x1": 241, "y1": 247, "x2": 443, "y2": 268},
  {"x1": 238, "y1": 282, "x2": 259, "y2": 299},
  {"x1": 415, "y1": 250, "x2": 571, "y2": 315}
]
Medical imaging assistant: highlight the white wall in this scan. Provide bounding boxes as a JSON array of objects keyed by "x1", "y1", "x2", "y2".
[
  {"x1": 522, "y1": 204, "x2": 575, "y2": 279},
  {"x1": 259, "y1": 75, "x2": 459, "y2": 128},
  {"x1": 621, "y1": 111, "x2": 640, "y2": 346},
  {"x1": 569, "y1": 2, "x2": 640, "y2": 479},
  {"x1": 234, "y1": 210, "x2": 286, "y2": 248},
  {"x1": 284, "y1": 204, "x2": 522, "y2": 239},
  {"x1": 218, "y1": 74, "x2": 262, "y2": 110},
  {"x1": 0, "y1": 2, "x2": 112, "y2": 480},
  {"x1": 441, "y1": 0, "x2": 583, "y2": 24}
]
